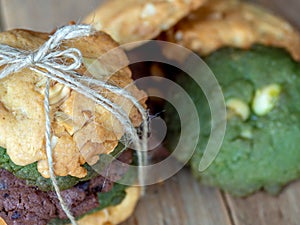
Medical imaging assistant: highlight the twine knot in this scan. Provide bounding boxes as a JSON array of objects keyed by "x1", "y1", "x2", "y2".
[
  {"x1": 24, "y1": 52, "x2": 35, "y2": 65},
  {"x1": 0, "y1": 25, "x2": 91, "y2": 79}
]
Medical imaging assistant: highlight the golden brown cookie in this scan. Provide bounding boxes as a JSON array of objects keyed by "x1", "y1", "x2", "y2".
[
  {"x1": 67, "y1": 187, "x2": 140, "y2": 225},
  {"x1": 83, "y1": 0, "x2": 207, "y2": 48},
  {"x1": 0, "y1": 217, "x2": 7, "y2": 225},
  {"x1": 162, "y1": 0, "x2": 300, "y2": 61},
  {"x1": 0, "y1": 29, "x2": 146, "y2": 178}
]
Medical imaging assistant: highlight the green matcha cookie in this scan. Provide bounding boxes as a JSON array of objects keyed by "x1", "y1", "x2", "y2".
[{"x1": 165, "y1": 45, "x2": 300, "y2": 196}]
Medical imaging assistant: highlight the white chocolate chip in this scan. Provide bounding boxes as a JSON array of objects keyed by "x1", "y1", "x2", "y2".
[
  {"x1": 51, "y1": 136, "x2": 58, "y2": 149},
  {"x1": 226, "y1": 98, "x2": 250, "y2": 121},
  {"x1": 161, "y1": 23, "x2": 170, "y2": 31},
  {"x1": 49, "y1": 83, "x2": 70, "y2": 105},
  {"x1": 252, "y1": 84, "x2": 281, "y2": 116},
  {"x1": 141, "y1": 3, "x2": 156, "y2": 19},
  {"x1": 241, "y1": 129, "x2": 253, "y2": 139},
  {"x1": 175, "y1": 31, "x2": 183, "y2": 41}
]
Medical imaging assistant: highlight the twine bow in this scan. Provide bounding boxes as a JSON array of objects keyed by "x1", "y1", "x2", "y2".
[{"x1": 0, "y1": 25, "x2": 148, "y2": 225}]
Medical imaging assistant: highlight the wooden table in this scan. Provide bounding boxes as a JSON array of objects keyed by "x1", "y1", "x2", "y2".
[{"x1": 0, "y1": 1, "x2": 300, "y2": 225}]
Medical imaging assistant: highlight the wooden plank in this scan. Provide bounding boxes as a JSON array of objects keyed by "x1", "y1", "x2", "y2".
[
  {"x1": 0, "y1": 0, "x2": 103, "y2": 31},
  {"x1": 0, "y1": 0, "x2": 4, "y2": 31},
  {"x1": 121, "y1": 168, "x2": 232, "y2": 225},
  {"x1": 225, "y1": 181, "x2": 300, "y2": 225}
]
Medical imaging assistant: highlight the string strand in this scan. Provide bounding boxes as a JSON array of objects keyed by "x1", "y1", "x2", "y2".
[{"x1": 44, "y1": 78, "x2": 77, "y2": 225}]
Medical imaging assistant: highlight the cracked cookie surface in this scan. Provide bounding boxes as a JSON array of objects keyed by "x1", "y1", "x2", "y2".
[{"x1": 0, "y1": 29, "x2": 146, "y2": 178}]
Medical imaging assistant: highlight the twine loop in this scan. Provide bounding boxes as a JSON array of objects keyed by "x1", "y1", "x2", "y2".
[{"x1": 0, "y1": 25, "x2": 90, "y2": 79}]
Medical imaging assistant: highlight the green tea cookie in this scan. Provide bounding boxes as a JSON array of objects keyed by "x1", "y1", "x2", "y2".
[{"x1": 165, "y1": 45, "x2": 300, "y2": 196}]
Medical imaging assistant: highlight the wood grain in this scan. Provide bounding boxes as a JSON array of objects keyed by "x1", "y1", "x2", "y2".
[
  {"x1": 123, "y1": 169, "x2": 232, "y2": 225},
  {"x1": 225, "y1": 181, "x2": 300, "y2": 225}
]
